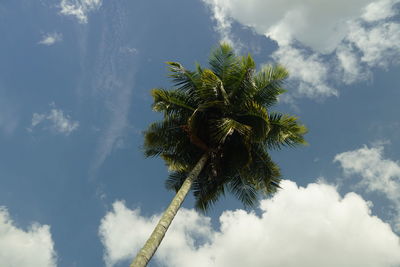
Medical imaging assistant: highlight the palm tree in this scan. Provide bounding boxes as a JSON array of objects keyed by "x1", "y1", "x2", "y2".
[{"x1": 130, "y1": 43, "x2": 307, "y2": 267}]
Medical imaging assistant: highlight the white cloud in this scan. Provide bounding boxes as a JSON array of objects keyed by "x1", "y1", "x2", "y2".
[
  {"x1": 202, "y1": 0, "x2": 374, "y2": 53},
  {"x1": 99, "y1": 180, "x2": 400, "y2": 267},
  {"x1": 272, "y1": 46, "x2": 338, "y2": 98},
  {"x1": 99, "y1": 201, "x2": 212, "y2": 267},
  {"x1": 202, "y1": 0, "x2": 400, "y2": 100},
  {"x1": 362, "y1": 0, "x2": 398, "y2": 22},
  {"x1": 203, "y1": 1, "x2": 235, "y2": 46},
  {"x1": 38, "y1": 33, "x2": 63, "y2": 46},
  {"x1": 60, "y1": 0, "x2": 102, "y2": 23},
  {"x1": 347, "y1": 21, "x2": 400, "y2": 67},
  {"x1": 46, "y1": 109, "x2": 79, "y2": 134},
  {"x1": 334, "y1": 144, "x2": 400, "y2": 229},
  {"x1": 29, "y1": 106, "x2": 79, "y2": 136},
  {"x1": 335, "y1": 44, "x2": 370, "y2": 84},
  {"x1": 0, "y1": 207, "x2": 57, "y2": 267}
]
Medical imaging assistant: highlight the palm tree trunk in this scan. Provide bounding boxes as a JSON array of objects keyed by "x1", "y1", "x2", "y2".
[{"x1": 130, "y1": 153, "x2": 209, "y2": 267}]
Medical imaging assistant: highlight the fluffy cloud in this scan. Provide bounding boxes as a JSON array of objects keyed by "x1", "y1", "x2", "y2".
[
  {"x1": 202, "y1": 0, "x2": 376, "y2": 52},
  {"x1": 99, "y1": 201, "x2": 212, "y2": 267},
  {"x1": 29, "y1": 105, "x2": 79, "y2": 135},
  {"x1": 59, "y1": 0, "x2": 102, "y2": 23},
  {"x1": 202, "y1": 0, "x2": 234, "y2": 45},
  {"x1": 335, "y1": 44, "x2": 369, "y2": 84},
  {"x1": 362, "y1": 0, "x2": 399, "y2": 21},
  {"x1": 334, "y1": 144, "x2": 400, "y2": 229},
  {"x1": 272, "y1": 46, "x2": 337, "y2": 98},
  {"x1": 38, "y1": 33, "x2": 63, "y2": 46},
  {"x1": 202, "y1": 0, "x2": 400, "y2": 99},
  {"x1": 0, "y1": 207, "x2": 57, "y2": 267},
  {"x1": 99, "y1": 180, "x2": 400, "y2": 267},
  {"x1": 347, "y1": 21, "x2": 400, "y2": 67}
]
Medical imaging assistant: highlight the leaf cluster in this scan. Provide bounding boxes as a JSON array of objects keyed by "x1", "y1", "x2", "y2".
[{"x1": 144, "y1": 43, "x2": 307, "y2": 211}]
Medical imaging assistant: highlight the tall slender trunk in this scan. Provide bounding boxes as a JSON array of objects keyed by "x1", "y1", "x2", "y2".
[{"x1": 130, "y1": 153, "x2": 209, "y2": 267}]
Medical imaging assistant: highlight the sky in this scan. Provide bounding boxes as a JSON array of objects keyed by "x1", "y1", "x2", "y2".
[{"x1": 1, "y1": 0, "x2": 400, "y2": 266}]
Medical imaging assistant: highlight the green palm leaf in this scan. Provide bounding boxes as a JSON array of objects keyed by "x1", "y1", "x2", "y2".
[
  {"x1": 210, "y1": 117, "x2": 252, "y2": 144},
  {"x1": 266, "y1": 112, "x2": 308, "y2": 149},
  {"x1": 253, "y1": 64, "x2": 288, "y2": 107},
  {"x1": 209, "y1": 43, "x2": 239, "y2": 83},
  {"x1": 236, "y1": 100, "x2": 270, "y2": 141},
  {"x1": 227, "y1": 174, "x2": 258, "y2": 208},
  {"x1": 151, "y1": 88, "x2": 195, "y2": 117},
  {"x1": 227, "y1": 54, "x2": 257, "y2": 105},
  {"x1": 199, "y1": 69, "x2": 230, "y2": 104}
]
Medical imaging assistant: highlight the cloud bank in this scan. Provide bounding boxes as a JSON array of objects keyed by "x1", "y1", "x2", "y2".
[
  {"x1": 335, "y1": 144, "x2": 400, "y2": 229},
  {"x1": 202, "y1": 0, "x2": 400, "y2": 99},
  {"x1": 0, "y1": 207, "x2": 57, "y2": 267},
  {"x1": 99, "y1": 180, "x2": 400, "y2": 267}
]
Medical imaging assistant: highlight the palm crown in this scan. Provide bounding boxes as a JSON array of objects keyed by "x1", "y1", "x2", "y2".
[
  {"x1": 132, "y1": 44, "x2": 308, "y2": 267},
  {"x1": 144, "y1": 43, "x2": 307, "y2": 211}
]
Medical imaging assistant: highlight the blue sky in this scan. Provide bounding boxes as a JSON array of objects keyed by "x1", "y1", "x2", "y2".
[{"x1": 1, "y1": 0, "x2": 400, "y2": 266}]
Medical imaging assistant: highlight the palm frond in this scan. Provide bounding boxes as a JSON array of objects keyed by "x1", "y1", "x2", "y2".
[
  {"x1": 165, "y1": 171, "x2": 188, "y2": 192},
  {"x1": 151, "y1": 88, "x2": 195, "y2": 118},
  {"x1": 227, "y1": 174, "x2": 258, "y2": 208},
  {"x1": 236, "y1": 101, "x2": 270, "y2": 142},
  {"x1": 193, "y1": 175, "x2": 226, "y2": 212},
  {"x1": 161, "y1": 154, "x2": 190, "y2": 172},
  {"x1": 209, "y1": 43, "x2": 239, "y2": 83},
  {"x1": 210, "y1": 117, "x2": 252, "y2": 145},
  {"x1": 266, "y1": 112, "x2": 308, "y2": 149},
  {"x1": 247, "y1": 144, "x2": 281, "y2": 193},
  {"x1": 253, "y1": 64, "x2": 288, "y2": 107},
  {"x1": 166, "y1": 62, "x2": 200, "y2": 97},
  {"x1": 198, "y1": 69, "x2": 229, "y2": 104},
  {"x1": 143, "y1": 115, "x2": 189, "y2": 157},
  {"x1": 227, "y1": 54, "x2": 257, "y2": 105}
]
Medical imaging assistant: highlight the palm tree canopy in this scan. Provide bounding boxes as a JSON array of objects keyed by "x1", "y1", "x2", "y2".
[{"x1": 144, "y1": 43, "x2": 307, "y2": 211}]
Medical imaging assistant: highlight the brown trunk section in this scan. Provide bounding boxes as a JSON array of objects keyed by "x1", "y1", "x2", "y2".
[{"x1": 130, "y1": 153, "x2": 209, "y2": 267}]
